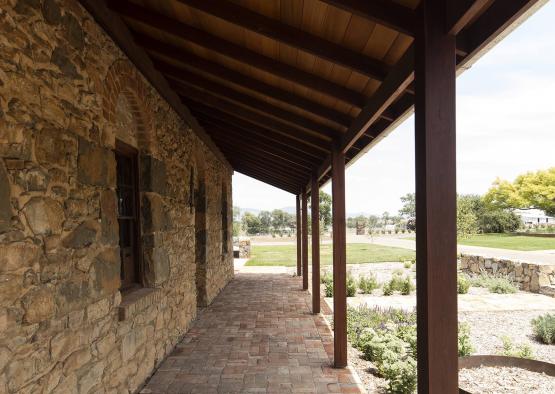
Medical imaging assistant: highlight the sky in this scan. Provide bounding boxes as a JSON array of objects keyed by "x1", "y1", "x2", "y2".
[{"x1": 233, "y1": 1, "x2": 555, "y2": 215}]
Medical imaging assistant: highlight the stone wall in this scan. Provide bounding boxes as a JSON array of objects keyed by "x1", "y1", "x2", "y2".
[
  {"x1": 234, "y1": 237, "x2": 251, "y2": 258},
  {"x1": 0, "y1": 1, "x2": 234, "y2": 393},
  {"x1": 460, "y1": 254, "x2": 555, "y2": 293}
]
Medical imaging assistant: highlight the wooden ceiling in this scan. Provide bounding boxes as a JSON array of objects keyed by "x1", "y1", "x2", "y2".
[{"x1": 84, "y1": 0, "x2": 542, "y2": 194}]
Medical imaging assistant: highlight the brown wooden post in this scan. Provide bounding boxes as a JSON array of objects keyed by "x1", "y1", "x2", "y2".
[
  {"x1": 301, "y1": 191, "x2": 309, "y2": 290},
  {"x1": 332, "y1": 144, "x2": 347, "y2": 368},
  {"x1": 415, "y1": 0, "x2": 458, "y2": 392},
  {"x1": 296, "y1": 194, "x2": 302, "y2": 277},
  {"x1": 311, "y1": 176, "x2": 320, "y2": 314}
]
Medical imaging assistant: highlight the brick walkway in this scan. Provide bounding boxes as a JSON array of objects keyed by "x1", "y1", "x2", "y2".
[{"x1": 140, "y1": 273, "x2": 364, "y2": 393}]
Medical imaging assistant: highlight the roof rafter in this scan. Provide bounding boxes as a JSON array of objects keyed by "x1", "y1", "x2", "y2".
[
  {"x1": 165, "y1": 70, "x2": 342, "y2": 139},
  {"x1": 176, "y1": 0, "x2": 389, "y2": 81},
  {"x1": 110, "y1": 0, "x2": 366, "y2": 106}
]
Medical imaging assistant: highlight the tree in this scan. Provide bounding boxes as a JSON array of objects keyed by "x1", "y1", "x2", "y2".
[
  {"x1": 484, "y1": 167, "x2": 555, "y2": 216},
  {"x1": 457, "y1": 195, "x2": 480, "y2": 238},
  {"x1": 399, "y1": 193, "x2": 415, "y2": 219},
  {"x1": 258, "y1": 210, "x2": 272, "y2": 234},
  {"x1": 381, "y1": 211, "x2": 390, "y2": 226},
  {"x1": 271, "y1": 209, "x2": 288, "y2": 235},
  {"x1": 241, "y1": 212, "x2": 261, "y2": 235},
  {"x1": 319, "y1": 191, "x2": 332, "y2": 231},
  {"x1": 233, "y1": 206, "x2": 241, "y2": 222},
  {"x1": 367, "y1": 215, "x2": 379, "y2": 230}
]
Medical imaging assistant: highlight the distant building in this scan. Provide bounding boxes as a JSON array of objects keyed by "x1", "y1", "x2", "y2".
[{"x1": 514, "y1": 209, "x2": 555, "y2": 226}]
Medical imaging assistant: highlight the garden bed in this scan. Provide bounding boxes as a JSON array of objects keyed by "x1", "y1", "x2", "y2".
[{"x1": 459, "y1": 366, "x2": 555, "y2": 394}]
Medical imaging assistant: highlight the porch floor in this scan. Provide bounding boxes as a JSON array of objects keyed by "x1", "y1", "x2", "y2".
[{"x1": 140, "y1": 273, "x2": 364, "y2": 393}]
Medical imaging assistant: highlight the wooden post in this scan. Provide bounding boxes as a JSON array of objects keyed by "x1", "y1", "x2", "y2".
[
  {"x1": 415, "y1": 0, "x2": 458, "y2": 392},
  {"x1": 332, "y1": 144, "x2": 347, "y2": 368},
  {"x1": 311, "y1": 176, "x2": 320, "y2": 314},
  {"x1": 302, "y1": 191, "x2": 309, "y2": 290},
  {"x1": 296, "y1": 194, "x2": 302, "y2": 277}
]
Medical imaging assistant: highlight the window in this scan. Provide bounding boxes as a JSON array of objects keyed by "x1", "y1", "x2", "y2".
[{"x1": 115, "y1": 141, "x2": 141, "y2": 290}]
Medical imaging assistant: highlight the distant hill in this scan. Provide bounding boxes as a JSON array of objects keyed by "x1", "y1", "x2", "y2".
[{"x1": 236, "y1": 206, "x2": 378, "y2": 217}]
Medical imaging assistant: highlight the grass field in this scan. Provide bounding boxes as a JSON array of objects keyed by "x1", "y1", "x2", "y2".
[
  {"x1": 457, "y1": 233, "x2": 555, "y2": 251},
  {"x1": 245, "y1": 243, "x2": 415, "y2": 266}
]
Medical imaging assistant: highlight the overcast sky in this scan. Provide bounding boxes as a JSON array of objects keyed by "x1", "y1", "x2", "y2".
[{"x1": 233, "y1": 1, "x2": 555, "y2": 215}]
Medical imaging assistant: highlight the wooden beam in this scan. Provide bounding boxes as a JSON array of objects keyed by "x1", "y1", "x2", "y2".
[
  {"x1": 229, "y1": 157, "x2": 306, "y2": 187},
  {"x1": 214, "y1": 142, "x2": 310, "y2": 178},
  {"x1": 233, "y1": 166, "x2": 299, "y2": 193},
  {"x1": 447, "y1": 0, "x2": 492, "y2": 35},
  {"x1": 177, "y1": 0, "x2": 389, "y2": 81},
  {"x1": 166, "y1": 72, "x2": 341, "y2": 139},
  {"x1": 296, "y1": 195, "x2": 302, "y2": 277},
  {"x1": 319, "y1": 0, "x2": 415, "y2": 36},
  {"x1": 192, "y1": 109, "x2": 325, "y2": 161},
  {"x1": 110, "y1": 1, "x2": 366, "y2": 106},
  {"x1": 135, "y1": 34, "x2": 354, "y2": 127},
  {"x1": 180, "y1": 93, "x2": 332, "y2": 151},
  {"x1": 311, "y1": 176, "x2": 320, "y2": 315},
  {"x1": 331, "y1": 143, "x2": 347, "y2": 368},
  {"x1": 414, "y1": 1, "x2": 458, "y2": 392},
  {"x1": 207, "y1": 127, "x2": 317, "y2": 170},
  {"x1": 197, "y1": 115, "x2": 323, "y2": 163},
  {"x1": 77, "y1": 0, "x2": 232, "y2": 172},
  {"x1": 302, "y1": 192, "x2": 309, "y2": 290},
  {"x1": 204, "y1": 124, "x2": 318, "y2": 169}
]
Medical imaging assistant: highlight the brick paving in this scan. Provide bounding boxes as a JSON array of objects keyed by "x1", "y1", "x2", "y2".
[{"x1": 140, "y1": 273, "x2": 364, "y2": 393}]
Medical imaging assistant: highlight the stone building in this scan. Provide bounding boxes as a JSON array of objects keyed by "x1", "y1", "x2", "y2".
[{"x1": 0, "y1": 1, "x2": 234, "y2": 392}]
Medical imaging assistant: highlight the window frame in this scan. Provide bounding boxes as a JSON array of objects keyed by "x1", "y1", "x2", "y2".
[{"x1": 115, "y1": 139, "x2": 143, "y2": 291}]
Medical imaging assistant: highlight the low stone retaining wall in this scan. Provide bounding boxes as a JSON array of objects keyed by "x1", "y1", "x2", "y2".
[
  {"x1": 233, "y1": 237, "x2": 251, "y2": 258},
  {"x1": 460, "y1": 254, "x2": 555, "y2": 293}
]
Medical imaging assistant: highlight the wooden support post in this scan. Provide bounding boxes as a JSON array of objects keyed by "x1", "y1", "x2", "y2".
[
  {"x1": 311, "y1": 176, "x2": 320, "y2": 314},
  {"x1": 296, "y1": 194, "x2": 302, "y2": 277},
  {"x1": 415, "y1": 0, "x2": 458, "y2": 392},
  {"x1": 302, "y1": 191, "x2": 309, "y2": 290},
  {"x1": 332, "y1": 144, "x2": 347, "y2": 368}
]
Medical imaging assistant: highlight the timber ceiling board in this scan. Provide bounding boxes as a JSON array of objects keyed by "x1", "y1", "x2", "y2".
[{"x1": 97, "y1": 0, "x2": 543, "y2": 194}]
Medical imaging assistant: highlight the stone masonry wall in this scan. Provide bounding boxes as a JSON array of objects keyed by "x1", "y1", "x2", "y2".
[
  {"x1": 460, "y1": 254, "x2": 555, "y2": 293},
  {"x1": 0, "y1": 1, "x2": 234, "y2": 393}
]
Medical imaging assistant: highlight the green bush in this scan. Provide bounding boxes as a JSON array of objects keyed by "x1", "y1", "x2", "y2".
[
  {"x1": 403, "y1": 261, "x2": 412, "y2": 269},
  {"x1": 531, "y1": 313, "x2": 555, "y2": 344},
  {"x1": 359, "y1": 274, "x2": 380, "y2": 294},
  {"x1": 347, "y1": 275, "x2": 357, "y2": 297},
  {"x1": 385, "y1": 272, "x2": 415, "y2": 295},
  {"x1": 469, "y1": 272, "x2": 517, "y2": 294},
  {"x1": 458, "y1": 323, "x2": 473, "y2": 356},
  {"x1": 324, "y1": 281, "x2": 333, "y2": 297},
  {"x1": 457, "y1": 275, "x2": 470, "y2": 294},
  {"x1": 347, "y1": 306, "x2": 473, "y2": 394},
  {"x1": 383, "y1": 282, "x2": 393, "y2": 296},
  {"x1": 321, "y1": 272, "x2": 333, "y2": 285},
  {"x1": 499, "y1": 336, "x2": 534, "y2": 359}
]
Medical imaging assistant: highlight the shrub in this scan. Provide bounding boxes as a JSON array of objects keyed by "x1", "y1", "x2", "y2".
[
  {"x1": 347, "y1": 275, "x2": 357, "y2": 297},
  {"x1": 385, "y1": 272, "x2": 415, "y2": 295},
  {"x1": 324, "y1": 281, "x2": 334, "y2": 297},
  {"x1": 500, "y1": 336, "x2": 534, "y2": 359},
  {"x1": 458, "y1": 323, "x2": 473, "y2": 356},
  {"x1": 382, "y1": 282, "x2": 393, "y2": 296},
  {"x1": 531, "y1": 313, "x2": 555, "y2": 344},
  {"x1": 457, "y1": 275, "x2": 470, "y2": 294},
  {"x1": 321, "y1": 272, "x2": 333, "y2": 285},
  {"x1": 403, "y1": 261, "x2": 412, "y2": 269},
  {"x1": 469, "y1": 272, "x2": 517, "y2": 294},
  {"x1": 359, "y1": 274, "x2": 380, "y2": 294},
  {"x1": 347, "y1": 306, "x2": 472, "y2": 394}
]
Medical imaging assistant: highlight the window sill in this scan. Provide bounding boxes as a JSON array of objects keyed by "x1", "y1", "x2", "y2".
[{"x1": 118, "y1": 287, "x2": 161, "y2": 321}]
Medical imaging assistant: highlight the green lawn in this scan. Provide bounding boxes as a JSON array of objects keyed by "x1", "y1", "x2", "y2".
[
  {"x1": 245, "y1": 243, "x2": 415, "y2": 266},
  {"x1": 457, "y1": 233, "x2": 555, "y2": 251}
]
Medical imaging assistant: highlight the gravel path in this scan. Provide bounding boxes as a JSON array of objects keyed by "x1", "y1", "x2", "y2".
[
  {"x1": 459, "y1": 310, "x2": 555, "y2": 363},
  {"x1": 459, "y1": 367, "x2": 555, "y2": 393}
]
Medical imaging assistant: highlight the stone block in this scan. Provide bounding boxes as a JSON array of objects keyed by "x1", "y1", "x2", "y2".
[
  {"x1": 0, "y1": 160, "x2": 12, "y2": 233},
  {"x1": 143, "y1": 247, "x2": 170, "y2": 287},
  {"x1": 22, "y1": 197, "x2": 64, "y2": 236},
  {"x1": 0, "y1": 241, "x2": 41, "y2": 273},
  {"x1": 122, "y1": 326, "x2": 146, "y2": 362},
  {"x1": 100, "y1": 189, "x2": 118, "y2": 244},
  {"x1": 86, "y1": 297, "x2": 111, "y2": 322},
  {"x1": 55, "y1": 280, "x2": 90, "y2": 315},
  {"x1": 77, "y1": 138, "x2": 115, "y2": 187},
  {"x1": 91, "y1": 247, "x2": 120, "y2": 295},
  {"x1": 21, "y1": 286, "x2": 55, "y2": 324},
  {"x1": 140, "y1": 155, "x2": 167, "y2": 195},
  {"x1": 62, "y1": 220, "x2": 99, "y2": 249},
  {"x1": 141, "y1": 193, "x2": 171, "y2": 233}
]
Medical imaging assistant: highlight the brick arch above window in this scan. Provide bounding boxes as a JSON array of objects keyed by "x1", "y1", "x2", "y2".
[{"x1": 103, "y1": 59, "x2": 153, "y2": 154}]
